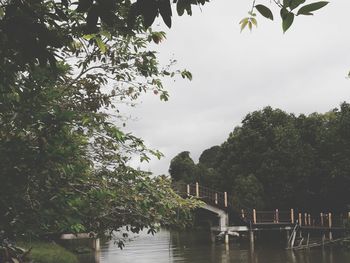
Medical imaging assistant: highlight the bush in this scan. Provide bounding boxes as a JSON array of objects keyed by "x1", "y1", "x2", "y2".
[{"x1": 19, "y1": 241, "x2": 78, "y2": 263}]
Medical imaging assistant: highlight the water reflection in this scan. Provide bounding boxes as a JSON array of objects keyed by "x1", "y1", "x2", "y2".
[{"x1": 78, "y1": 229, "x2": 350, "y2": 263}]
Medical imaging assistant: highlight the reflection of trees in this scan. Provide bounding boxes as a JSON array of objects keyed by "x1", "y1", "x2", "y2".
[{"x1": 170, "y1": 231, "x2": 254, "y2": 263}]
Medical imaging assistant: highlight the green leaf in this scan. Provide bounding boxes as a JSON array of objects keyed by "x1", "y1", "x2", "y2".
[
  {"x1": 280, "y1": 8, "x2": 289, "y2": 19},
  {"x1": 248, "y1": 21, "x2": 252, "y2": 31},
  {"x1": 250, "y1": 17, "x2": 257, "y2": 27},
  {"x1": 159, "y1": 0, "x2": 172, "y2": 28},
  {"x1": 181, "y1": 70, "x2": 192, "y2": 80},
  {"x1": 297, "y1": 1, "x2": 329, "y2": 16},
  {"x1": 0, "y1": 7, "x2": 4, "y2": 18},
  {"x1": 239, "y1": 17, "x2": 249, "y2": 32},
  {"x1": 255, "y1": 5, "x2": 274, "y2": 20},
  {"x1": 282, "y1": 12, "x2": 294, "y2": 33},
  {"x1": 141, "y1": 0, "x2": 158, "y2": 27},
  {"x1": 283, "y1": 0, "x2": 290, "y2": 7},
  {"x1": 290, "y1": 0, "x2": 306, "y2": 10},
  {"x1": 82, "y1": 34, "x2": 96, "y2": 40},
  {"x1": 95, "y1": 37, "x2": 106, "y2": 53},
  {"x1": 111, "y1": 127, "x2": 125, "y2": 141},
  {"x1": 176, "y1": 0, "x2": 186, "y2": 16},
  {"x1": 100, "y1": 30, "x2": 112, "y2": 39}
]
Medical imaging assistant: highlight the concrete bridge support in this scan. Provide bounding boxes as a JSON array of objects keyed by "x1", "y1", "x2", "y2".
[
  {"x1": 202, "y1": 204, "x2": 229, "y2": 243},
  {"x1": 202, "y1": 204, "x2": 229, "y2": 231},
  {"x1": 60, "y1": 233, "x2": 100, "y2": 251}
]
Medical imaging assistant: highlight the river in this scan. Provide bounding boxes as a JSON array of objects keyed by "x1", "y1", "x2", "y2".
[{"x1": 78, "y1": 229, "x2": 350, "y2": 263}]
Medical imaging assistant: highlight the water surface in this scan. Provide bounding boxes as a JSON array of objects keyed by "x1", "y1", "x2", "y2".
[{"x1": 79, "y1": 229, "x2": 350, "y2": 263}]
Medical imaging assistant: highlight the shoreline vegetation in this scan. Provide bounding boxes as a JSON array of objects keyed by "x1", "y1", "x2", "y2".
[{"x1": 18, "y1": 241, "x2": 78, "y2": 263}]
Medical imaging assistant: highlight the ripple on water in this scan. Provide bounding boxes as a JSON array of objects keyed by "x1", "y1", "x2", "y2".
[{"x1": 79, "y1": 229, "x2": 350, "y2": 263}]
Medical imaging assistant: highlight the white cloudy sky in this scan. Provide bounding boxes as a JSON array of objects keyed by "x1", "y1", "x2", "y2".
[{"x1": 122, "y1": 1, "x2": 350, "y2": 175}]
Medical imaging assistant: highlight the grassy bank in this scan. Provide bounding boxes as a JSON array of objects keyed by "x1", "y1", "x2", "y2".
[{"x1": 19, "y1": 241, "x2": 78, "y2": 263}]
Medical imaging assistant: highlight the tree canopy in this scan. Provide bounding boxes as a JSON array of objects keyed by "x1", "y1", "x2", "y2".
[
  {"x1": 169, "y1": 104, "x2": 350, "y2": 211},
  {"x1": 0, "y1": 0, "x2": 329, "y2": 74},
  {"x1": 0, "y1": 0, "x2": 198, "y2": 246}
]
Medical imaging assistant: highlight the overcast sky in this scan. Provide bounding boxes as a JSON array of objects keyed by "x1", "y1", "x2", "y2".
[{"x1": 123, "y1": 1, "x2": 350, "y2": 176}]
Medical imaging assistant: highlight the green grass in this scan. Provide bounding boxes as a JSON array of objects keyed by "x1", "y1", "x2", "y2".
[{"x1": 19, "y1": 241, "x2": 78, "y2": 263}]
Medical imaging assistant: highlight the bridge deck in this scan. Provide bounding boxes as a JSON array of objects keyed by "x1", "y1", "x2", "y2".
[{"x1": 175, "y1": 182, "x2": 350, "y2": 230}]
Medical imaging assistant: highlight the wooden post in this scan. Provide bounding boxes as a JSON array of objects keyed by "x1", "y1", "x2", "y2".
[
  {"x1": 328, "y1": 212, "x2": 333, "y2": 240},
  {"x1": 275, "y1": 209, "x2": 279, "y2": 223},
  {"x1": 241, "y1": 209, "x2": 245, "y2": 219},
  {"x1": 290, "y1": 209, "x2": 294, "y2": 224},
  {"x1": 308, "y1": 214, "x2": 311, "y2": 226},
  {"x1": 186, "y1": 184, "x2": 190, "y2": 196},
  {"x1": 195, "y1": 182, "x2": 199, "y2": 197},
  {"x1": 328, "y1": 213, "x2": 332, "y2": 228},
  {"x1": 304, "y1": 213, "x2": 308, "y2": 226},
  {"x1": 348, "y1": 212, "x2": 350, "y2": 220},
  {"x1": 215, "y1": 193, "x2": 218, "y2": 205},
  {"x1": 253, "y1": 209, "x2": 257, "y2": 224},
  {"x1": 299, "y1": 213, "x2": 302, "y2": 226},
  {"x1": 224, "y1": 192, "x2": 228, "y2": 207},
  {"x1": 320, "y1": 213, "x2": 324, "y2": 226}
]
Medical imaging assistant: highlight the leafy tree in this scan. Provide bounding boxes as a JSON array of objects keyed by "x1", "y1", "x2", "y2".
[
  {"x1": 169, "y1": 151, "x2": 198, "y2": 183},
  {"x1": 0, "y1": 64, "x2": 198, "y2": 242},
  {"x1": 0, "y1": 0, "x2": 198, "y2": 245},
  {"x1": 170, "y1": 104, "x2": 350, "y2": 212},
  {"x1": 232, "y1": 174, "x2": 264, "y2": 209},
  {"x1": 198, "y1": 145, "x2": 221, "y2": 168}
]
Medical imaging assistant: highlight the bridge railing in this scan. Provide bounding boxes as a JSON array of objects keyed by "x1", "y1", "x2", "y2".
[
  {"x1": 255, "y1": 211, "x2": 275, "y2": 223},
  {"x1": 177, "y1": 182, "x2": 231, "y2": 209},
  {"x1": 172, "y1": 182, "x2": 350, "y2": 227},
  {"x1": 252, "y1": 210, "x2": 292, "y2": 224},
  {"x1": 296, "y1": 212, "x2": 350, "y2": 228}
]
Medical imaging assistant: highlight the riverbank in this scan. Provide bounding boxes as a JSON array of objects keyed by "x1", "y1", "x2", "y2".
[{"x1": 19, "y1": 241, "x2": 78, "y2": 263}]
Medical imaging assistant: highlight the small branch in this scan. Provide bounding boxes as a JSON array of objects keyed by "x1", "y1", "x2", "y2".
[
  {"x1": 272, "y1": 0, "x2": 283, "y2": 8},
  {"x1": 67, "y1": 65, "x2": 105, "y2": 87},
  {"x1": 251, "y1": 0, "x2": 257, "y2": 13}
]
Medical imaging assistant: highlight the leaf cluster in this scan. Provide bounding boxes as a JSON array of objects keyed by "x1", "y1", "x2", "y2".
[{"x1": 240, "y1": 0, "x2": 329, "y2": 33}]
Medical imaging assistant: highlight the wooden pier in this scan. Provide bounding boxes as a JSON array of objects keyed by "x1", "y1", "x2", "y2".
[{"x1": 175, "y1": 182, "x2": 350, "y2": 248}]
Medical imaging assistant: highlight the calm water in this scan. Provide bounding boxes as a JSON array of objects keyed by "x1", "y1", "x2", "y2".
[{"x1": 78, "y1": 229, "x2": 350, "y2": 263}]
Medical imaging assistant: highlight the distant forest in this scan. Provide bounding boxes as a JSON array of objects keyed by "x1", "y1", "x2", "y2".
[{"x1": 169, "y1": 103, "x2": 350, "y2": 212}]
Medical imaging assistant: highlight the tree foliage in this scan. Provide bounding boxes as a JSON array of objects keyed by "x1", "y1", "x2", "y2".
[
  {"x1": 0, "y1": 0, "x2": 198, "y2": 244},
  {"x1": 240, "y1": 0, "x2": 328, "y2": 32},
  {"x1": 170, "y1": 104, "x2": 350, "y2": 211},
  {"x1": 169, "y1": 151, "x2": 198, "y2": 183}
]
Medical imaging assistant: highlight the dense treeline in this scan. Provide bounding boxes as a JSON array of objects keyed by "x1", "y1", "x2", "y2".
[{"x1": 169, "y1": 103, "x2": 350, "y2": 211}]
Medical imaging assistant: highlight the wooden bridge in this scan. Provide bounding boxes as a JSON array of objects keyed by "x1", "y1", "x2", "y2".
[{"x1": 174, "y1": 182, "x2": 350, "y2": 248}]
